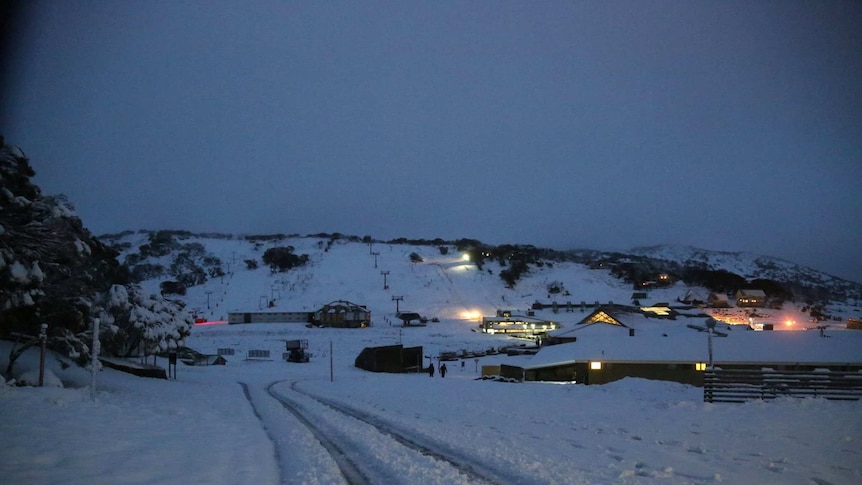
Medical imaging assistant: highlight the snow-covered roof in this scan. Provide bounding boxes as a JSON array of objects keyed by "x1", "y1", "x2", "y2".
[
  {"x1": 548, "y1": 307, "x2": 716, "y2": 338},
  {"x1": 525, "y1": 325, "x2": 862, "y2": 369}
]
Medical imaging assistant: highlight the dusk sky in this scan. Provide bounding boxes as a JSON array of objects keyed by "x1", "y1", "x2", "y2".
[{"x1": 1, "y1": 1, "x2": 860, "y2": 282}]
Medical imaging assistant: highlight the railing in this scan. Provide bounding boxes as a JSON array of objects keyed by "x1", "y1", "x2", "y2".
[{"x1": 704, "y1": 368, "x2": 862, "y2": 403}]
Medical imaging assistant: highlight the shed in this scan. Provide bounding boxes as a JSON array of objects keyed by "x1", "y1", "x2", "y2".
[
  {"x1": 396, "y1": 312, "x2": 425, "y2": 326},
  {"x1": 355, "y1": 344, "x2": 424, "y2": 373}
]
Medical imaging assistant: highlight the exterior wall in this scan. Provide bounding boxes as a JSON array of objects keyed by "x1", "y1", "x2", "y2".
[
  {"x1": 524, "y1": 363, "x2": 585, "y2": 383},
  {"x1": 228, "y1": 312, "x2": 311, "y2": 324},
  {"x1": 515, "y1": 361, "x2": 862, "y2": 386},
  {"x1": 586, "y1": 362, "x2": 705, "y2": 386},
  {"x1": 482, "y1": 365, "x2": 502, "y2": 376}
]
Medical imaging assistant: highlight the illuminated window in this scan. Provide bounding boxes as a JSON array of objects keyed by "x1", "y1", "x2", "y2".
[
  {"x1": 695, "y1": 362, "x2": 707, "y2": 371},
  {"x1": 590, "y1": 361, "x2": 602, "y2": 370}
]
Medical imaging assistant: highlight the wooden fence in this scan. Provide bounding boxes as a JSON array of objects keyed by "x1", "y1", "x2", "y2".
[{"x1": 704, "y1": 368, "x2": 862, "y2": 403}]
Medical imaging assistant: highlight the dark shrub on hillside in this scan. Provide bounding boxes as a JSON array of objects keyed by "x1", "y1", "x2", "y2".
[
  {"x1": 500, "y1": 260, "x2": 529, "y2": 288},
  {"x1": 681, "y1": 269, "x2": 747, "y2": 293},
  {"x1": 244, "y1": 259, "x2": 259, "y2": 270},
  {"x1": 263, "y1": 246, "x2": 310, "y2": 272},
  {"x1": 409, "y1": 252, "x2": 424, "y2": 263},
  {"x1": 750, "y1": 278, "x2": 794, "y2": 304},
  {"x1": 129, "y1": 263, "x2": 164, "y2": 282},
  {"x1": 160, "y1": 280, "x2": 187, "y2": 296}
]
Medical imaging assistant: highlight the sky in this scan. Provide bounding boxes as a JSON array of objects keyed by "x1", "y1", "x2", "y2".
[{"x1": 1, "y1": 1, "x2": 861, "y2": 282}]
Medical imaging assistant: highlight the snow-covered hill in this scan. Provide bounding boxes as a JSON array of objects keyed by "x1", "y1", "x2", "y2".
[
  {"x1": 101, "y1": 231, "x2": 862, "y2": 325},
  {"x1": 628, "y1": 244, "x2": 861, "y2": 301}
]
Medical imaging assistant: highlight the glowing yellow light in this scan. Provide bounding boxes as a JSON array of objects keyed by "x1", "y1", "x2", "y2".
[
  {"x1": 785, "y1": 320, "x2": 794, "y2": 327},
  {"x1": 460, "y1": 310, "x2": 482, "y2": 321},
  {"x1": 590, "y1": 361, "x2": 602, "y2": 370},
  {"x1": 462, "y1": 253, "x2": 470, "y2": 262},
  {"x1": 695, "y1": 362, "x2": 707, "y2": 371}
]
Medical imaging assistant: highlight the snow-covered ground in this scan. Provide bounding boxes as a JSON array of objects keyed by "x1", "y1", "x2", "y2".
[
  {"x1": 3, "y1": 319, "x2": 862, "y2": 485},
  {"x1": 2, "y1": 235, "x2": 861, "y2": 484}
]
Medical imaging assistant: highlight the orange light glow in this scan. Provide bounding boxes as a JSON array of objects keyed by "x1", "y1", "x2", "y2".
[{"x1": 785, "y1": 320, "x2": 794, "y2": 327}]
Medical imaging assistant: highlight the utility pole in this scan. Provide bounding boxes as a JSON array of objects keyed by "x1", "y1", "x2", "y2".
[
  {"x1": 392, "y1": 295, "x2": 403, "y2": 313},
  {"x1": 205, "y1": 290, "x2": 213, "y2": 309},
  {"x1": 380, "y1": 271, "x2": 390, "y2": 290},
  {"x1": 372, "y1": 251, "x2": 380, "y2": 268}
]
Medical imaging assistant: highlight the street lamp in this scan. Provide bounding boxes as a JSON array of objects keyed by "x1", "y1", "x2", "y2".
[{"x1": 706, "y1": 318, "x2": 716, "y2": 368}]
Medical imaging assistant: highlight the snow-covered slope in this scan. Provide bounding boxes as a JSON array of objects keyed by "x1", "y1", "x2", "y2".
[
  {"x1": 628, "y1": 244, "x2": 861, "y2": 300},
  {"x1": 102, "y1": 232, "x2": 862, "y2": 325},
  {"x1": 107, "y1": 232, "x2": 638, "y2": 324}
]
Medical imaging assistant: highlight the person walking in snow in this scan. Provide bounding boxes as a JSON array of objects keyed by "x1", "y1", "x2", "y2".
[
  {"x1": 440, "y1": 363, "x2": 447, "y2": 378},
  {"x1": 428, "y1": 363, "x2": 435, "y2": 377}
]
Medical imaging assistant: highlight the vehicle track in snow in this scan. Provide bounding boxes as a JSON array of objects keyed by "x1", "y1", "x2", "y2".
[
  {"x1": 265, "y1": 379, "x2": 521, "y2": 485},
  {"x1": 238, "y1": 382, "x2": 284, "y2": 483}
]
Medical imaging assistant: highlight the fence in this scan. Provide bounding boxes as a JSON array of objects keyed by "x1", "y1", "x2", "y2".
[
  {"x1": 704, "y1": 368, "x2": 862, "y2": 403},
  {"x1": 246, "y1": 349, "x2": 271, "y2": 359}
]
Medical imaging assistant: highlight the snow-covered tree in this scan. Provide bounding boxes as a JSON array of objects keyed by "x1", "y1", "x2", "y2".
[
  {"x1": 0, "y1": 137, "x2": 191, "y2": 374},
  {"x1": 99, "y1": 285, "x2": 192, "y2": 358}
]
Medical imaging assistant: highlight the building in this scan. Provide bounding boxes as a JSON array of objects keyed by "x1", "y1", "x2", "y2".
[
  {"x1": 312, "y1": 300, "x2": 371, "y2": 328},
  {"x1": 736, "y1": 289, "x2": 767, "y2": 308},
  {"x1": 228, "y1": 311, "x2": 311, "y2": 324},
  {"x1": 500, "y1": 320, "x2": 862, "y2": 386},
  {"x1": 679, "y1": 289, "x2": 707, "y2": 305},
  {"x1": 543, "y1": 306, "x2": 694, "y2": 346},
  {"x1": 480, "y1": 313, "x2": 560, "y2": 338},
  {"x1": 355, "y1": 344, "x2": 424, "y2": 373},
  {"x1": 707, "y1": 292, "x2": 730, "y2": 308}
]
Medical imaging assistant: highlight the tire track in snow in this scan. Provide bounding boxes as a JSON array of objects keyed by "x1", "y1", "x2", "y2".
[
  {"x1": 270, "y1": 379, "x2": 520, "y2": 485},
  {"x1": 263, "y1": 381, "x2": 370, "y2": 485},
  {"x1": 238, "y1": 382, "x2": 284, "y2": 484}
]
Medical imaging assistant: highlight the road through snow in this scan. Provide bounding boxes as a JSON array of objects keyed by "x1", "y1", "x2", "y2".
[{"x1": 242, "y1": 378, "x2": 526, "y2": 484}]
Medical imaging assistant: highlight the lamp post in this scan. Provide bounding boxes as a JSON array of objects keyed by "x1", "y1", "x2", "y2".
[
  {"x1": 706, "y1": 318, "x2": 716, "y2": 368},
  {"x1": 91, "y1": 318, "x2": 100, "y2": 401},
  {"x1": 205, "y1": 290, "x2": 213, "y2": 309},
  {"x1": 38, "y1": 323, "x2": 47, "y2": 387}
]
